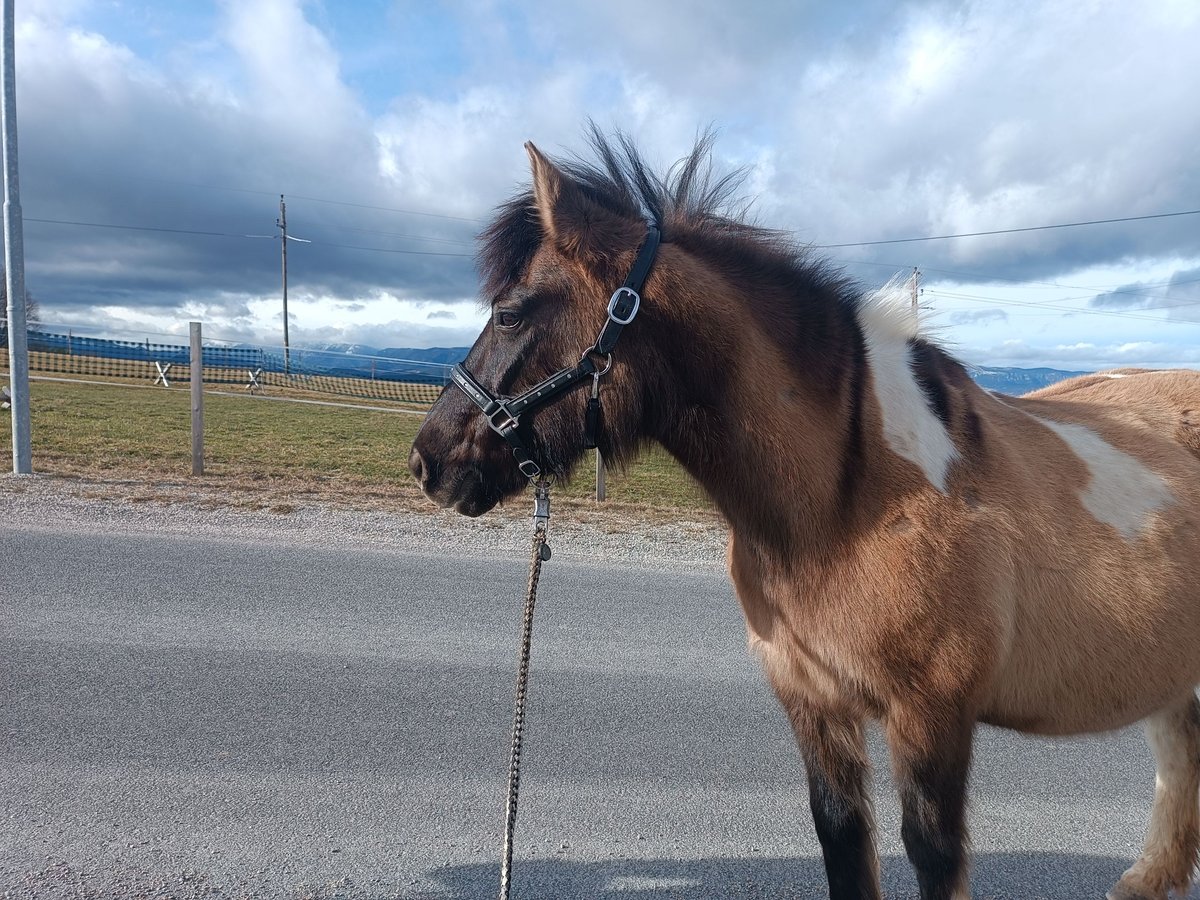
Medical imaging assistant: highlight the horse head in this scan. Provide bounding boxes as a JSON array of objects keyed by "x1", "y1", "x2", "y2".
[{"x1": 409, "y1": 138, "x2": 677, "y2": 516}]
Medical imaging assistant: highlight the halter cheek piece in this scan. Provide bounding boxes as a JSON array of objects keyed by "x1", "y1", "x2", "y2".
[{"x1": 450, "y1": 222, "x2": 661, "y2": 480}]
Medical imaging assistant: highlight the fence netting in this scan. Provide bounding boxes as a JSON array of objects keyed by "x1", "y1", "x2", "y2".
[{"x1": 0, "y1": 330, "x2": 449, "y2": 407}]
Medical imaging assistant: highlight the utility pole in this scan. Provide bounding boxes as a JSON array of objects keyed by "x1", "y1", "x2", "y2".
[
  {"x1": 277, "y1": 194, "x2": 289, "y2": 375},
  {"x1": 189, "y1": 322, "x2": 203, "y2": 476},
  {"x1": 910, "y1": 266, "x2": 921, "y2": 316},
  {"x1": 2, "y1": 0, "x2": 31, "y2": 474}
]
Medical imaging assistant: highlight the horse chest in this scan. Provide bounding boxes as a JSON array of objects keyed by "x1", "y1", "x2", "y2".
[{"x1": 728, "y1": 546, "x2": 889, "y2": 711}]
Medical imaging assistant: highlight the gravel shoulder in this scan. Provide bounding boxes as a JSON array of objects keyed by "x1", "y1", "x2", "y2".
[{"x1": 0, "y1": 473, "x2": 729, "y2": 574}]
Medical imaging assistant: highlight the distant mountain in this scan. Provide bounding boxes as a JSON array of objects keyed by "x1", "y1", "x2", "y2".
[
  {"x1": 285, "y1": 346, "x2": 1091, "y2": 395},
  {"x1": 968, "y1": 366, "x2": 1090, "y2": 395},
  {"x1": 300, "y1": 344, "x2": 467, "y2": 364},
  {"x1": 375, "y1": 347, "x2": 470, "y2": 365},
  {"x1": 276, "y1": 345, "x2": 468, "y2": 382},
  {"x1": 306, "y1": 342, "x2": 376, "y2": 356}
]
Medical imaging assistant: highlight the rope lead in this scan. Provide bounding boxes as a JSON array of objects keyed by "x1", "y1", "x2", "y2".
[{"x1": 499, "y1": 480, "x2": 551, "y2": 900}]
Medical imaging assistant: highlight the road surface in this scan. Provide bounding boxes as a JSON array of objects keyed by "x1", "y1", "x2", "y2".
[{"x1": 0, "y1": 487, "x2": 1180, "y2": 898}]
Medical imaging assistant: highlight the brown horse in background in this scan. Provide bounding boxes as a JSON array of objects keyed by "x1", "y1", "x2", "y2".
[{"x1": 409, "y1": 131, "x2": 1200, "y2": 900}]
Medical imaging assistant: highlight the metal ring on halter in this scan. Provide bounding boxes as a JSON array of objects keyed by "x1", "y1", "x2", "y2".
[{"x1": 580, "y1": 347, "x2": 613, "y2": 376}]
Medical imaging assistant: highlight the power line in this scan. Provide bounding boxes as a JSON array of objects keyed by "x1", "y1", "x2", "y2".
[
  {"x1": 813, "y1": 208, "x2": 1200, "y2": 249},
  {"x1": 340, "y1": 225, "x2": 473, "y2": 246},
  {"x1": 833, "y1": 256, "x2": 1200, "y2": 306},
  {"x1": 26, "y1": 216, "x2": 473, "y2": 257},
  {"x1": 26, "y1": 211, "x2": 1200, "y2": 290},
  {"x1": 26, "y1": 216, "x2": 247, "y2": 238},
  {"x1": 304, "y1": 238, "x2": 471, "y2": 257}
]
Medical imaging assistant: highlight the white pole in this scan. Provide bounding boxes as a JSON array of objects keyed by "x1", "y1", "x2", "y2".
[
  {"x1": 2, "y1": 0, "x2": 30, "y2": 474},
  {"x1": 190, "y1": 322, "x2": 203, "y2": 476}
]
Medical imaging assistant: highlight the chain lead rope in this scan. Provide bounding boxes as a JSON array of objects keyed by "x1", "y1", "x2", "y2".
[{"x1": 499, "y1": 480, "x2": 552, "y2": 900}]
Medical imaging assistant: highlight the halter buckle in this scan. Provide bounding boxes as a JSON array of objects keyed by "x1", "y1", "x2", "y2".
[
  {"x1": 607, "y1": 287, "x2": 640, "y2": 325},
  {"x1": 486, "y1": 402, "x2": 520, "y2": 435}
]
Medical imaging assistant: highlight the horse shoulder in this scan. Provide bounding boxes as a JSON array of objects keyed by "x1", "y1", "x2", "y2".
[{"x1": 728, "y1": 500, "x2": 1013, "y2": 716}]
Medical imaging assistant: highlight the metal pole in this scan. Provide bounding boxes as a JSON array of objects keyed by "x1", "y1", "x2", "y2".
[
  {"x1": 2, "y1": 0, "x2": 30, "y2": 474},
  {"x1": 278, "y1": 195, "x2": 289, "y2": 375},
  {"x1": 190, "y1": 321, "x2": 203, "y2": 476}
]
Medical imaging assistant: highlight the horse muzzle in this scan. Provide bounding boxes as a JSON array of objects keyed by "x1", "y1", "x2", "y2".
[{"x1": 408, "y1": 442, "x2": 512, "y2": 517}]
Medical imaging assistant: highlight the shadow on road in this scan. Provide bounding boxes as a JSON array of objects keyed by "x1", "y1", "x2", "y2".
[{"x1": 418, "y1": 852, "x2": 1130, "y2": 899}]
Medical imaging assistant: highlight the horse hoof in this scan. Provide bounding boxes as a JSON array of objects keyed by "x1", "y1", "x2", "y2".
[{"x1": 1106, "y1": 880, "x2": 1165, "y2": 900}]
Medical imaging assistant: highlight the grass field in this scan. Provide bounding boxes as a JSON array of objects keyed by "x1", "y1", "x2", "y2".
[{"x1": 0, "y1": 377, "x2": 713, "y2": 516}]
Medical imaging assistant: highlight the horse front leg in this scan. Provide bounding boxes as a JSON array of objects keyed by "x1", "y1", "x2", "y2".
[
  {"x1": 779, "y1": 694, "x2": 881, "y2": 900},
  {"x1": 885, "y1": 703, "x2": 975, "y2": 900}
]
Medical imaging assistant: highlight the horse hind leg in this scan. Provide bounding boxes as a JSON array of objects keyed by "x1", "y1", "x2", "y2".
[{"x1": 1110, "y1": 695, "x2": 1200, "y2": 900}]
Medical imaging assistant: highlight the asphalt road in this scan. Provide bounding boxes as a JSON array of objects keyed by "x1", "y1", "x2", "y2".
[{"x1": 0, "y1": 510, "x2": 1187, "y2": 899}]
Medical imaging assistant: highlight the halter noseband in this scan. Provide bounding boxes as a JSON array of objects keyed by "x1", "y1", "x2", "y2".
[{"x1": 450, "y1": 222, "x2": 661, "y2": 480}]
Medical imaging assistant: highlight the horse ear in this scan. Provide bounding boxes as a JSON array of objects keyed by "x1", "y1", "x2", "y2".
[{"x1": 525, "y1": 141, "x2": 625, "y2": 260}]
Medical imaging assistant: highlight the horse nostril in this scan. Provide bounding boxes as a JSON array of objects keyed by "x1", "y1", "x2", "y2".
[{"x1": 409, "y1": 446, "x2": 428, "y2": 486}]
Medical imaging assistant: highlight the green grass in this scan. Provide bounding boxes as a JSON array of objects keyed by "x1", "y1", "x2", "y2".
[{"x1": 0, "y1": 379, "x2": 712, "y2": 514}]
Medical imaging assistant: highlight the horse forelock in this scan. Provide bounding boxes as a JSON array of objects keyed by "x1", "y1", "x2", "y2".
[{"x1": 477, "y1": 194, "x2": 541, "y2": 303}]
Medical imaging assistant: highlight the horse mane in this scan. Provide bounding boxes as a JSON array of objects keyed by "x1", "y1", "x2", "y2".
[
  {"x1": 476, "y1": 128, "x2": 976, "y2": 440},
  {"x1": 478, "y1": 125, "x2": 859, "y2": 323}
]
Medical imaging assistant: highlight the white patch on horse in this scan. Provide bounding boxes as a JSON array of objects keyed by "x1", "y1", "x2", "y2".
[
  {"x1": 1034, "y1": 416, "x2": 1174, "y2": 539},
  {"x1": 858, "y1": 280, "x2": 959, "y2": 492}
]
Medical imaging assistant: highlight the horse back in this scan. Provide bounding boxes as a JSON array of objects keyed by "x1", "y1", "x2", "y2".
[{"x1": 1024, "y1": 368, "x2": 1200, "y2": 463}]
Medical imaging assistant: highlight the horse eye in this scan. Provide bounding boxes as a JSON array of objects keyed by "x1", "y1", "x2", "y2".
[{"x1": 495, "y1": 310, "x2": 522, "y2": 330}]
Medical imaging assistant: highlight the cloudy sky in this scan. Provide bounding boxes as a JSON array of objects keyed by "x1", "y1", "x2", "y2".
[{"x1": 12, "y1": 0, "x2": 1200, "y2": 369}]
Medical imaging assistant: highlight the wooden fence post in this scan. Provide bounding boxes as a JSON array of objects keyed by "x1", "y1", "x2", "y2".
[{"x1": 190, "y1": 321, "x2": 203, "y2": 475}]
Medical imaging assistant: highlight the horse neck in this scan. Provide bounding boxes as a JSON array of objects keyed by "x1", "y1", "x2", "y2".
[{"x1": 649, "y1": 278, "x2": 876, "y2": 559}]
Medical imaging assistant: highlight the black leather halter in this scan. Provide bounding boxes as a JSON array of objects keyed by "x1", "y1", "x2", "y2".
[{"x1": 450, "y1": 222, "x2": 661, "y2": 479}]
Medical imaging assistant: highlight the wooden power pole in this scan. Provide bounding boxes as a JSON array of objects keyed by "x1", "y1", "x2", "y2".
[{"x1": 277, "y1": 194, "x2": 290, "y2": 375}]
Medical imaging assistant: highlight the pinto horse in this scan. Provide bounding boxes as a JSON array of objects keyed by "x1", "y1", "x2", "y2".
[{"x1": 409, "y1": 132, "x2": 1200, "y2": 900}]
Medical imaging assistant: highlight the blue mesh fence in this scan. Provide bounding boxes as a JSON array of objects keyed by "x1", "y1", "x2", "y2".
[{"x1": 0, "y1": 329, "x2": 450, "y2": 406}]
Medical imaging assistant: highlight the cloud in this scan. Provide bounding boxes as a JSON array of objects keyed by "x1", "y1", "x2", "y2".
[
  {"x1": 18, "y1": 2, "x2": 481, "y2": 328},
  {"x1": 1090, "y1": 282, "x2": 1160, "y2": 310},
  {"x1": 286, "y1": 318, "x2": 484, "y2": 352},
  {"x1": 947, "y1": 309, "x2": 1008, "y2": 326},
  {"x1": 1088, "y1": 265, "x2": 1200, "y2": 323},
  {"x1": 426, "y1": 310, "x2": 457, "y2": 320},
  {"x1": 1164, "y1": 268, "x2": 1200, "y2": 323},
  {"x1": 13, "y1": 0, "x2": 1200, "y2": 366}
]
